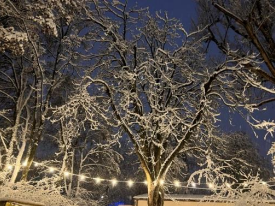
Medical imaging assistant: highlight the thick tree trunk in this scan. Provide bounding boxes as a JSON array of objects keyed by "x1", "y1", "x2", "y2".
[
  {"x1": 147, "y1": 181, "x2": 164, "y2": 206},
  {"x1": 21, "y1": 138, "x2": 39, "y2": 181}
]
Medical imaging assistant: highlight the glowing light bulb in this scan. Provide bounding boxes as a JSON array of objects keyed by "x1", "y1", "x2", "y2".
[
  {"x1": 22, "y1": 161, "x2": 27, "y2": 167},
  {"x1": 64, "y1": 171, "x2": 70, "y2": 177},
  {"x1": 127, "y1": 180, "x2": 134, "y2": 187},
  {"x1": 174, "y1": 180, "x2": 180, "y2": 187},
  {"x1": 95, "y1": 177, "x2": 101, "y2": 184},
  {"x1": 208, "y1": 183, "x2": 214, "y2": 189},
  {"x1": 191, "y1": 182, "x2": 196, "y2": 188},
  {"x1": 49, "y1": 167, "x2": 55, "y2": 173},
  {"x1": 7, "y1": 164, "x2": 13, "y2": 171},
  {"x1": 80, "y1": 175, "x2": 86, "y2": 181},
  {"x1": 111, "y1": 179, "x2": 117, "y2": 186}
]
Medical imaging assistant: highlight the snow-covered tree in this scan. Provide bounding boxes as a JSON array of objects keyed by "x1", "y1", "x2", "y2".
[
  {"x1": 189, "y1": 131, "x2": 271, "y2": 188},
  {"x1": 69, "y1": 1, "x2": 275, "y2": 205},
  {"x1": 197, "y1": 0, "x2": 275, "y2": 87},
  {"x1": 51, "y1": 92, "x2": 123, "y2": 200},
  {"x1": 1, "y1": 0, "x2": 275, "y2": 205},
  {"x1": 0, "y1": 0, "x2": 91, "y2": 182},
  {"x1": 196, "y1": 0, "x2": 275, "y2": 181}
]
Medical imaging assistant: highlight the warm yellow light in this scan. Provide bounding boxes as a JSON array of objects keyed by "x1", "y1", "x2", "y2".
[
  {"x1": 49, "y1": 167, "x2": 55, "y2": 173},
  {"x1": 22, "y1": 160, "x2": 28, "y2": 167},
  {"x1": 111, "y1": 179, "x2": 117, "y2": 186},
  {"x1": 174, "y1": 180, "x2": 180, "y2": 187},
  {"x1": 7, "y1": 164, "x2": 13, "y2": 170},
  {"x1": 160, "y1": 179, "x2": 164, "y2": 185},
  {"x1": 95, "y1": 177, "x2": 101, "y2": 184},
  {"x1": 208, "y1": 183, "x2": 214, "y2": 189},
  {"x1": 34, "y1": 162, "x2": 39, "y2": 167},
  {"x1": 127, "y1": 180, "x2": 134, "y2": 187},
  {"x1": 80, "y1": 175, "x2": 86, "y2": 181},
  {"x1": 64, "y1": 171, "x2": 70, "y2": 177},
  {"x1": 143, "y1": 180, "x2": 148, "y2": 185}
]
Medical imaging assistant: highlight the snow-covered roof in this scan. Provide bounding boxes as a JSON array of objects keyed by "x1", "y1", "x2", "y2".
[
  {"x1": 133, "y1": 194, "x2": 275, "y2": 203},
  {"x1": 0, "y1": 198, "x2": 45, "y2": 206},
  {"x1": 134, "y1": 194, "x2": 206, "y2": 201}
]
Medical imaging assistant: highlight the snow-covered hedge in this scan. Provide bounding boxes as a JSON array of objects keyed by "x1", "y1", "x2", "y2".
[{"x1": 0, "y1": 180, "x2": 77, "y2": 206}]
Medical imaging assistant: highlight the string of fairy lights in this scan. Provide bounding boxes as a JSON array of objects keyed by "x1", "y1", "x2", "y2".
[{"x1": 4, "y1": 160, "x2": 273, "y2": 190}]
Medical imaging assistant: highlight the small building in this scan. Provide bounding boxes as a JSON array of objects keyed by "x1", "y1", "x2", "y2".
[
  {"x1": 0, "y1": 198, "x2": 45, "y2": 206},
  {"x1": 133, "y1": 194, "x2": 275, "y2": 206}
]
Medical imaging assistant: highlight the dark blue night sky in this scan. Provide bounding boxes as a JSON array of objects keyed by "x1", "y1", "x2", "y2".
[{"x1": 135, "y1": 0, "x2": 196, "y2": 30}]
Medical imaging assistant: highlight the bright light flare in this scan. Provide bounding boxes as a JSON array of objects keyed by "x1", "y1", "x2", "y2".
[
  {"x1": 191, "y1": 182, "x2": 196, "y2": 188},
  {"x1": 64, "y1": 171, "x2": 70, "y2": 177},
  {"x1": 127, "y1": 180, "x2": 134, "y2": 187},
  {"x1": 174, "y1": 180, "x2": 180, "y2": 187},
  {"x1": 111, "y1": 179, "x2": 117, "y2": 186},
  {"x1": 208, "y1": 183, "x2": 214, "y2": 189},
  {"x1": 22, "y1": 161, "x2": 27, "y2": 167},
  {"x1": 49, "y1": 167, "x2": 55, "y2": 173},
  {"x1": 95, "y1": 177, "x2": 101, "y2": 184},
  {"x1": 7, "y1": 164, "x2": 13, "y2": 171},
  {"x1": 80, "y1": 175, "x2": 86, "y2": 181}
]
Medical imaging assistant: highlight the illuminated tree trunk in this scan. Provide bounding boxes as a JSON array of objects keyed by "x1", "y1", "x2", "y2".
[
  {"x1": 10, "y1": 139, "x2": 26, "y2": 183},
  {"x1": 147, "y1": 179, "x2": 164, "y2": 206},
  {"x1": 10, "y1": 107, "x2": 30, "y2": 183}
]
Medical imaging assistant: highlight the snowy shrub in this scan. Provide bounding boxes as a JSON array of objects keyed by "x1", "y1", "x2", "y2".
[
  {"x1": 214, "y1": 174, "x2": 275, "y2": 206},
  {"x1": 0, "y1": 179, "x2": 78, "y2": 206}
]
